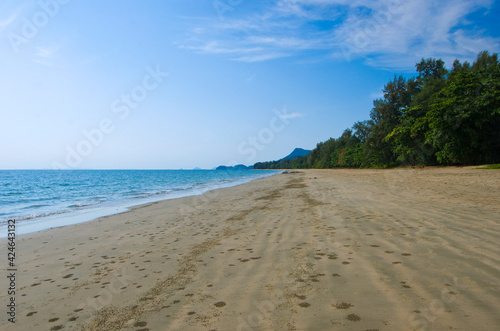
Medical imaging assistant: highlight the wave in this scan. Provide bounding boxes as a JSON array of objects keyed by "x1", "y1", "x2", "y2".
[
  {"x1": 68, "y1": 200, "x2": 104, "y2": 208},
  {"x1": 22, "y1": 204, "x2": 48, "y2": 209},
  {"x1": 2, "y1": 201, "x2": 104, "y2": 223},
  {"x1": 131, "y1": 190, "x2": 174, "y2": 199},
  {"x1": 0, "y1": 169, "x2": 281, "y2": 234},
  {"x1": 2, "y1": 209, "x2": 75, "y2": 223}
]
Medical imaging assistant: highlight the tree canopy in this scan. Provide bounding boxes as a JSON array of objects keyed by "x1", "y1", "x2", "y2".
[{"x1": 254, "y1": 51, "x2": 500, "y2": 170}]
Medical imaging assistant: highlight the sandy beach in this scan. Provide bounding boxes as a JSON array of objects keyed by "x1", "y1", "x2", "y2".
[{"x1": 1, "y1": 167, "x2": 499, "y2": 330}]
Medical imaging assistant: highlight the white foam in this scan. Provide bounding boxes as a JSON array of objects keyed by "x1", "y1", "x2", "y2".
[{"x1": 0, "y1": 171, "x2": 279, "y2": 238}]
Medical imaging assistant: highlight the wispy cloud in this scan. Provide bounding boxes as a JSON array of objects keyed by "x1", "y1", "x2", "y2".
[
  {"x1": 0, "y1": 3, "x2": 31, "y2": 33},
  {"x1": 36, "y1": 46, "x2": 58, "y2": 58},
  {"x1": 234, "y1": 52, "x2": 289, "y2": 63},
  {"x1": 0, "y1": 12, "x2": 17, "y2": 31},
  {"x1": 178, "y1": 0, "x2": 499, "y2": 69},
  {"x1": 32, "y1": 45, "x2": 62, "y2": 66},
  {"x1": 332, "y1": 0, "x2": 498, "y2": 69},
  {"x1": 280, "y1": 112, "x2": 304, "y2": 119}
]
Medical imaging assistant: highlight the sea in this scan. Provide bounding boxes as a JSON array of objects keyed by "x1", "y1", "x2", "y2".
[{"x1": 0, "y1": 169, "x2": 279, "y2": 237}]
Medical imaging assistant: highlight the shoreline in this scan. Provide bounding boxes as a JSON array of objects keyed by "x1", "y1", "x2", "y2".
[
  {"x1": 17, "y1": 173, "x2": 276, "y2": 240},
  {"x1": 0, "y1": 170, "x2": 280, "y2": 239},
  {"x1": 1, "y1": 167, "x2": 499, "y2": 330}
]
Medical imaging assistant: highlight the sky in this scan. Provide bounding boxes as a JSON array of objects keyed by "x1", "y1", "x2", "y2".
[{"x1": 0, "y1": 0, "x2": 499, "y2": 169}]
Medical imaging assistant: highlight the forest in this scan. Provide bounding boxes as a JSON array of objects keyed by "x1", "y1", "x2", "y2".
[{"x1": 254, "y1": 51, "x2": 500, "y2": 169}]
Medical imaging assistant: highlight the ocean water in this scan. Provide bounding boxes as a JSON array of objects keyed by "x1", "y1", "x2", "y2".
[{"x1": 0, "y1": 169, "x2": 279, "y2": 237}]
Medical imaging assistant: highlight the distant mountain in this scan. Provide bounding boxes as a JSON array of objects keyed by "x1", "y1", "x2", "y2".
[
  {"x1": 216, "y1": 164, "x2": 254, "y2": 170},
  {"x1": 280, "y1": 148, "x2": 311, "y2": 161}
]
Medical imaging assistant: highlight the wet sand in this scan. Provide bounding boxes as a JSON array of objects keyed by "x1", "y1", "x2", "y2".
[{"x1": 1, "y1": 167, "x2": 499, "y2": 330}]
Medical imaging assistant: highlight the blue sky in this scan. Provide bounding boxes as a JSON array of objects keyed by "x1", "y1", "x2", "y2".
[{"x1": 0, "y1": 0, "x2": 498, "y2": 169}]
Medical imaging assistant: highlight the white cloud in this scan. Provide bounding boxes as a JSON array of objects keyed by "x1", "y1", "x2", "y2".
[
  {"x1": 0, "y1": 12, "x2": 18, "y2": 31},
  {"x1": 280, "y1": 112, "x2": 304, "y2": 119},
  {"x1": 326, "y1": 0, "x2": 498, "y2": 68},
  {"x1": 36, "y1": 46, "x2": 58, "y2": 58},
  {"x1": 0, "y1": 4, "x2": 30, "y2": 33},
  {"x1": 178, "y1": 0, "x2": 499, "y2": 69},
  {"x1": 32, "y1": 45, "x2": 64, "y2": 67},
  {"x1": 234, "y1": 52, "x2": 288, "y2": 62}
]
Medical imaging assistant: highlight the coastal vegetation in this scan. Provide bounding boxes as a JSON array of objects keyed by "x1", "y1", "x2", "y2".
[
  {"x1": 254, "y1": 50, "x2": 500, "y2": 169},
  {"x1": 478, "y1": 164, "x2": 500, "y2": 169}
]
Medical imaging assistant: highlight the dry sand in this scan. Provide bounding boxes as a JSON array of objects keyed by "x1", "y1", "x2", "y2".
[{"x1": 1, "y1": 167, "x2": 499, "y2": 330}]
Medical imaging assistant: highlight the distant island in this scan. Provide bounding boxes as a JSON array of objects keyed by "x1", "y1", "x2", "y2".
[
  {"x1": 214, "y1": 149, "x2": 311, "y2": 171},
  {"x1": 280, "y1": 148, "x2": 311, "y2": 161},
  {"x1": 216, "y1": 164, "x2": 254, "y2": 170},
  {"x1": 255, "y1": 51, "x2": 500, "y2": 170}
]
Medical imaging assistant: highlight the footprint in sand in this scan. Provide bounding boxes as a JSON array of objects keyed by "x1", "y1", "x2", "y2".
[
  {"x1": 401, "y1": 281, "x2": 411, "y2": 288},
  {"x1": 214, "y1": 301, "x2": 226, "y2": 307},
  {"x1": 333, "y1": 302, "x2": 353, "y2": 309}
]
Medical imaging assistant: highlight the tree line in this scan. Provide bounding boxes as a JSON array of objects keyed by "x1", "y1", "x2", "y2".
[{"x1": 254, "y1": 50, "x2": 500, "y2": 169}]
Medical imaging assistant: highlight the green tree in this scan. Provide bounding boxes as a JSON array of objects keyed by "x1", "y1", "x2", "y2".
[
  {"x1": 426, "y1": 63, "x2": 500, "y2": 164},
  {"x1": 254, "y1": 51, "x2": 499, "y2": 169}
]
